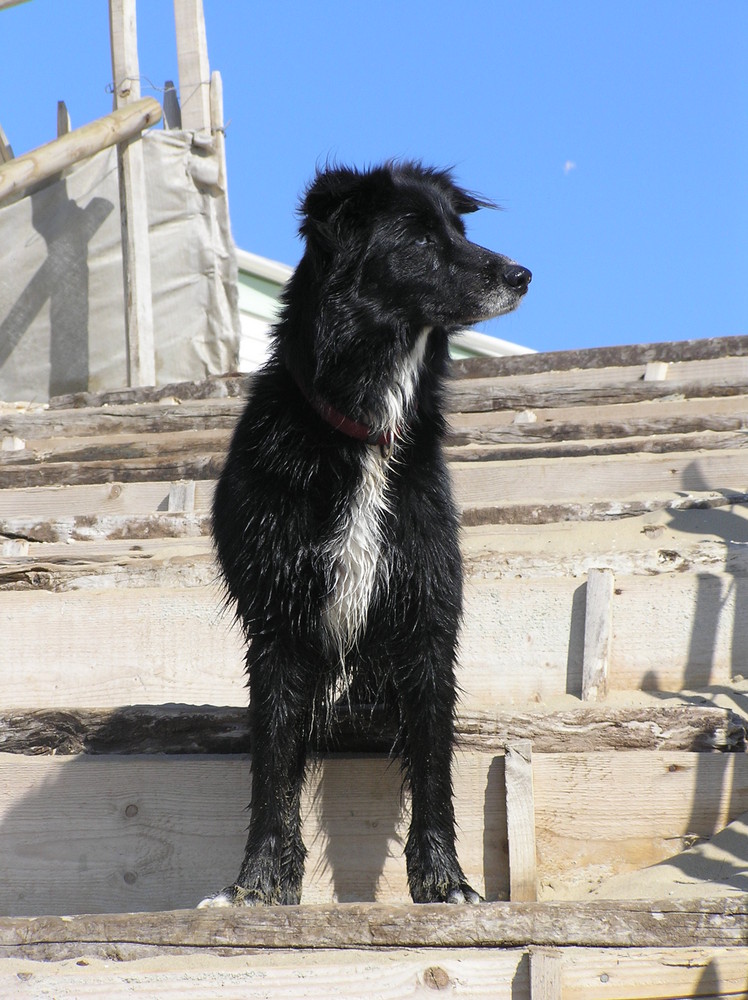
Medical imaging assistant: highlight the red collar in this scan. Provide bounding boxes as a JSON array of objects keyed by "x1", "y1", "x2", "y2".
[{"x1": 293, "y1": 374, "x2": 396, "y2": 459}]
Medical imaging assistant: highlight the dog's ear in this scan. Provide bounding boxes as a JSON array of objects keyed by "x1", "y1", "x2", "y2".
[
  {"x1": 451, "y1": 188, "x2": 495, "y2": 215},
  {"x1": 299, "y1": 166, "x2": 387, "y2": 250}
]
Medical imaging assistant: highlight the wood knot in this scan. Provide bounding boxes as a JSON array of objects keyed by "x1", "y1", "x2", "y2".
[{"x1": 423, "y1": 966, "x2": 451, "y2": 990}]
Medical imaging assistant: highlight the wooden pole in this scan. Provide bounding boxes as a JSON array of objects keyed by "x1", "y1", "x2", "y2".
[
  {"x1": 109, "y1": 0, "x2": 157, "y2": 388},
  {"x1": 0, "y1": 98, "x2": 161, "y2": 204},
  {"x1": 173, "y1": 0, "x2": 212, "y2": 132}
]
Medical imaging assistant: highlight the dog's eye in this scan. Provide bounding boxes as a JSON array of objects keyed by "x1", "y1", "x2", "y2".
[{"x1": 414, "y1": 233, "x2": 433, "y2": 247}]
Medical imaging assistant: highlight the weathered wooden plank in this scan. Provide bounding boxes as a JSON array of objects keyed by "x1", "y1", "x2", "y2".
[
  {"x1": 0, "y1": 427, "x2": 230, "y2": 467},
  {"x1": 6, "y1": 389, "x2": 748, "y2": 444},
  {"x1": 0, "y1": 452, "x2": 223, "y2": 487},
  {"x1": 505, "y1": 741, "x2": 537, "y2": 902},
  {"x1": 451, "y1": 334, "x2": 748, "y2": 379},
  {"x1": 445, "y1": 428, "x2": 748, "y2": 463},
  {"x1": 0, "y1": 98, "x2": 162, "y2": 205},
  {"x1": 0, "y1": 949, "x2": 528, "y2": 998},
  {"x1": 47, "y1": 374, "x2": 245, "y2": 410},
  {"x1": 449, "y1": 357, "x2": 748, "y2": 413},
  {"x1": 2, "y1": 441, "x2": 746, "y2": 514},
  {"x1": 0, "y1": 511, "x2": 210, "y2": 544},
  {"x1": 0, "y1": 703, "x2": 742, "y2": 756},
  {"x1": 3, "y1": 569, "x2": 748, "y2": 707},
  {"x1": 3, "y1": 426, "x2": 746, "y2": 478},
  {"x1": 0, "y1": 398, "x2": 241, "y2": 439},
  {"x1": 0, "y1": 898, "x2": 746, "y2": 955},
  {"x1": 446, "y1": 393, "x2": 748, "y2": 447}
]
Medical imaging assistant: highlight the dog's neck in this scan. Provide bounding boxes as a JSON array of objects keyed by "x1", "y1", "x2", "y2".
[
  {"x1": 291, "y1": 326, "x2": 433, "y2": 459},
  {"x1": 292, "y1": 372, "x2": 397, "y2": 459}
]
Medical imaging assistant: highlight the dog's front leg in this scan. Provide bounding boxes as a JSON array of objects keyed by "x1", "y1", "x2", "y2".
[
  {"x1": 199, "y1": 641, "x2": 310, "y2": 907},
  {"x1": 397, "y1": 663, "x2": 482, "y2": 905}
]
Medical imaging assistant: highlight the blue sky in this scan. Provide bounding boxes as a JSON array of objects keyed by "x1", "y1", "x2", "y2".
[{"x1": 1, "y1": 0, "x2": 746, "y2": 353}]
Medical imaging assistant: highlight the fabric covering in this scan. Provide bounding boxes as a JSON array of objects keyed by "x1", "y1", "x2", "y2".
[{"x1": 0, "y1": 129, "x2": 240, "y2": 401}]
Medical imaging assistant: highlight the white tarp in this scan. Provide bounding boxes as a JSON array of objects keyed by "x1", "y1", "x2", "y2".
[{"x1": 0, "y1": 129, "x2": 240, "y2": 402}]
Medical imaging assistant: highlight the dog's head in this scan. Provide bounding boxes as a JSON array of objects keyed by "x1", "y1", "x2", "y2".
[{"x1": 298, "y1": 161, "x2": 531, "y2": 331}]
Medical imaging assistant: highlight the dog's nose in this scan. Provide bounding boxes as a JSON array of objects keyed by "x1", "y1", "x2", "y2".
[{"x1": 503, "y1": 264, "x2": 532, "y2": 290}]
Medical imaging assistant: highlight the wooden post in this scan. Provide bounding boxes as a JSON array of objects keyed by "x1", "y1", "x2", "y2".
[
  {"x1": 173, "y1": 0, "x2": 211, "y2": 132},
  {"x1": 505, "y1": 739, "x2": 537, "y2": 902},
  {"x1": 56, "y1": 101, "x2": 71, "y2": 137},
  {"x1": 163, "y1": 80, "x2": 182, "y2": 129},
  {"x1": 0, "y1": 122, "x2": 13, "y2": 163},
  {"x1": 581, "y1": 567, "x2": 614, "y2": 701},
  {"x1": 109, "y1": 0, "x2": 157, "y2": 388}
]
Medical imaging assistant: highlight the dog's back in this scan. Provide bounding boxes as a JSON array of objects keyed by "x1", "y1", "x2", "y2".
[{"x1": 206, "y1": 162, "x2": 530, "y2": 907}]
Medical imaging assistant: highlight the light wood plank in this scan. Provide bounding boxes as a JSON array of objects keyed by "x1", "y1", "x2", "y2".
[
  {"x1": 0, "y1": 950, "x2": 527, "y2": 999},
  {"x1": 562, "y1": 946, "x2": 748, "y2": 1000},
  {"x1": 505, "y1": 741, "x2": 537, "y2": 902},
  {"x1": 3, "y1": 569, "x2": 747, "y2": 708},
  {"x1": 0, "y1": 752, "x2": 505, "y2": 914},
  {"x1": 173, "y1": 0, "x2": 212, "y2": 132},
  {"x1": 581, "y1": 568, "x2": 614, "y2": 701},
  {"x1": 1, "y1": 752, "x2": 747, "y2": 913}
]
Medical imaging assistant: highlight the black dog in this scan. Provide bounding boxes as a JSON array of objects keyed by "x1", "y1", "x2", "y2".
[{"x1": 201, "y1": 162, "x2": 530, "y2": 907}]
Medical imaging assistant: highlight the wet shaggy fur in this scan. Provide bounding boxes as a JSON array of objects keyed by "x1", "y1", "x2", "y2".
[{"x1": 202, "y1": 162, "x2": 531, "y2": 907}]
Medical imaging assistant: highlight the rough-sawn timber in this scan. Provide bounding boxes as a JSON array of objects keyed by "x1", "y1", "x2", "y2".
[{"x1": 0, "y1": 900, "x2": 745, "y2": 960}]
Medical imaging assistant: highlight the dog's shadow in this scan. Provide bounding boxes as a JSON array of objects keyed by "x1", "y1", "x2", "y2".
[{"x1": 310, "y1": 755, "x2": 404, "y2": 903}]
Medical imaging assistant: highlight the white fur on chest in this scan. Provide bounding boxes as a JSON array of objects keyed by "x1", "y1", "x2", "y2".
[{"x1": 322, "y1": 328, "x2": 431, "y2": 654}]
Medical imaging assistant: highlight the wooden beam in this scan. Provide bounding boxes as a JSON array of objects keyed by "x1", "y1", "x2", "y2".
[
  {"x1": 173, "y1": 0, "x2": 211, "y2": 132},
  {"x1": 0, "y1": 900, "x2": 745, "y2": 959},
  {"x1": 505, "y1": 740, "x2": 537, "y2": 902},
  {"x1": 581, "y1": 568, "x2": 614, "y2": 701},
  {"x1": 109, "y1": 0, "x2": 156, "y2": 388},
  {"x1": 0, "y1": 0, "x2": 32, "y2": 10},
  {"x1": 1, "y1": 703, "x2": 741, "y2": 756},
  {"x1": 0, "y1": 98, "x2": 161, "y2": 204}
]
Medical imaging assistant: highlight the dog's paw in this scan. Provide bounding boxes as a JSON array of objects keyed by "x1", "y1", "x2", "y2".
[
  {"x1": 410, "y1": 874, "x2": 484, "y2": 905},
  {"x1": 445, "y1": 882, "x2": 483, "y2": 904},
  {"x1": 197, "y1": 884, "x2": 268, "y2": 909}
]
